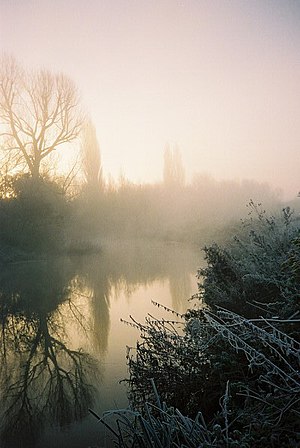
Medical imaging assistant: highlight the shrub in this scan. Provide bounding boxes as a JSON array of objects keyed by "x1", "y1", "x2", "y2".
[
  {"x1": 0, "y1": 175, "x2": 69, "y2": 254},
  {"x1": 199, "y1": 202, "x2": 300, "y2": 319},
  {"x1": 97, "y1": 304, "x2": 300, "y2": 447},
  {"x1": 92, "y1": 204, "x2": 300, "y2": 447}
]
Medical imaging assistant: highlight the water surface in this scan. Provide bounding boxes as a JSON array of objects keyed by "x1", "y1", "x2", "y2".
[{"x1": 0, "y1": 241, "x2": 202, "y2": 447}]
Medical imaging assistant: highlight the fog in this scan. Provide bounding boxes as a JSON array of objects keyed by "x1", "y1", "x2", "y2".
[
  {"x1": 0, "y1": 2, "x2": 299, "y2": 446},
  {"x1": 71, "y1": 171, "x2": 281, "y2": 248},
  {"x1": 1, "y1": 0, "x2": 300, "y2": 199}
]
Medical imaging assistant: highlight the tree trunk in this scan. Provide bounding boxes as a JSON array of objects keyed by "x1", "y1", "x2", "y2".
[{"x1": 31, "y1": 161, "x2": 40, "y2": 180}]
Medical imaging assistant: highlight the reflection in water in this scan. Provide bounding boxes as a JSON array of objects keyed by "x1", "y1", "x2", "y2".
[
  {"x1": 0, "y1": 260, "x2": 98, "y2": 448},
  {"x1": 0, "y1": 241, "x2": 201, "y2": 447},
  {"x1": 73, "y1": 256, "x2": 111, "y2": 356},
  {"x1": 93, "y1": 240, "x2": 199, "y2": 309},
  {"x1": 169, "y1": 271, "x2": 193, "y2": 313}
]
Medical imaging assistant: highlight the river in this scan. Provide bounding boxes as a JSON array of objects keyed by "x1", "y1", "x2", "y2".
[{"x1": 0, "y1": 240, "x2": 203, "y2": 447}]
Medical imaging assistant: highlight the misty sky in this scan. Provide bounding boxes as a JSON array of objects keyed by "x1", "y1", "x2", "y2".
[{"x1": 1, "y1": 0, "x2": 300, "y2": 198}]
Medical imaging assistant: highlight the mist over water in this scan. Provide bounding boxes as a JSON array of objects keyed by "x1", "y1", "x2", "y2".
[
  {"x1": 0, "y1": 241, "x2": 200, "y2": 447},
  {"x1": 0, "y1": 1, "x2": 299, "y2": 446}
]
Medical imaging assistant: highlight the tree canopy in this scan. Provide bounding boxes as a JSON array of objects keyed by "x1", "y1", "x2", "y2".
[{"x1": 0, "y1": 55, "x2": 82, "y2": 179}]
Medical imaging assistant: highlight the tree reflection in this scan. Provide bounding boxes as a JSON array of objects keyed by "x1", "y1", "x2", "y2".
[
  {"x1": 0, "y1": 260, "x2": 98, "y2": 448},
  {"x1": 169, "y1": 271, "x2": 192, "y2": 313},
  {"x1": 98, "y1": 240, "x2": 199, "y2": 312},
  {"x1": 71, "y1": 241, "x2": 199, "y2": 357},
  {"x1": 71, "y1": 254, "x2": 111, "y2": 355},
  {"x1": 0, "y1": 243, "x2": 200, "y2": 447}
]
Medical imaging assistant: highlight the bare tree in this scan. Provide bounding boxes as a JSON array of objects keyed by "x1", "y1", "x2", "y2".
[
  {"x1": 0, "y1": 55, "x2": 82, "y2": 180},
  {"x1": 81, "y1": 118, "x2": 103, "y2": 191}
]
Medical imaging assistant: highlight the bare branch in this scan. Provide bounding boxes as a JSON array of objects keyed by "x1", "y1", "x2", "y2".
[{"x1": 0, "y1": 55, "x2": 83, "y2": 179}]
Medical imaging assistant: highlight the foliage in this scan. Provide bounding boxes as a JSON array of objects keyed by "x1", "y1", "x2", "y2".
[
  {"x1": 81, "y1": 118, "x2": 103, "y2": 191},
  {"x1": 199, "y1": 201, "x2": 300, "y2": 319},
  {"x1": 92, "y1": 205, "x2": 300, "y2": 447},
  {"x1": 163, "y1": 144, "x2": 185, "y2": 187},
  {"x1": 72, "y1": 179, "x2": 280, "y2": 245},
  {"x1": 0, "y1": 175, "x2": 69, "y2": 255},
  {"x1": 90, "y1": 380, "x2": 242, "y2": 448},
  {"x1": 97, "y1": 306, "x2": 300, "y2": 447},
  {"x1": 0, "y1": 173, "x2": 17, "y2": 199},
  {"x1": 92, "y1": 304, "x2": 299, "y2": 447}
]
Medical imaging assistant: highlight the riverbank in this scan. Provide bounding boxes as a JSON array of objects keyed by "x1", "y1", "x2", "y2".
[{"x1": 97, "y1": 204, "x2": 300, "y2": 447}]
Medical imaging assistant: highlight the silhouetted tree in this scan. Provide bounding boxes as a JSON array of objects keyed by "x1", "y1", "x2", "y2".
[
  {"x1": 0, "y1": 55, "x2": 82, "y2": 180},
  {"x1": 163, "y1": 143, "x2": 185, "y2": 187},
  {"x1": 81, "y1": 118, "x2": 103, "y2": 191}
]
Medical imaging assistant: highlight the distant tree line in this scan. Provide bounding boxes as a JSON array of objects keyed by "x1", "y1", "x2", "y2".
[{"x1": 0, "y1": 56, "x2": 283, "y2": 259}]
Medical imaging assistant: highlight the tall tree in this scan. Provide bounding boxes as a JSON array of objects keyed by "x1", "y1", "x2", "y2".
[
  {"x1": 81, "y1": 118, "x2": 103, "y2": 191},
  {"x1": 0, "y1": 55, "x2": 82, "y2": 180},
  {"x1": 163, "y1": 143, "x2": 185, "y2": 187}
]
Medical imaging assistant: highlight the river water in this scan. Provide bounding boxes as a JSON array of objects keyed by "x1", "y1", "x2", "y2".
[{"x1": 0, "y1": 240, "x2": 202, "y2": 447}]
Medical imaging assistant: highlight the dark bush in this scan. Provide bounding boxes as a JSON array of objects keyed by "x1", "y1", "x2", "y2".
[{"x1": 0, "y1": 175, "x2": 69, "y2": 255}]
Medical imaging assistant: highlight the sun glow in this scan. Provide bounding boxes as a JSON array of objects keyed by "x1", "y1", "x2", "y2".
[{"x1": 1, "y1": 1, "x2": 299, "y2": 198}]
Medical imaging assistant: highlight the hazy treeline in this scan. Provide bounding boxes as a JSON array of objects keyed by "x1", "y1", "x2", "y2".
[
  {"x1": 0, "y1": 56, "x2": 283, "y2": 258},
  {"x1": 72, "y1": 173, "x2": 280, "y2": 246},
  {"x1": 0, "y1": 140, "x2": 282, "y2": 258}
]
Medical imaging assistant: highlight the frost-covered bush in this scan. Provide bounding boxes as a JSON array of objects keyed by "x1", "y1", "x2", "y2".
[
  {"x1": 94, "y1": 304, "x2": 300, "y2": 447},
  {"x1": 91, "y1": 204, "x2": 300, "y2": 447},
  {"x1": 199, "y1": 201, "x2": 300, "y2": 319}
]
